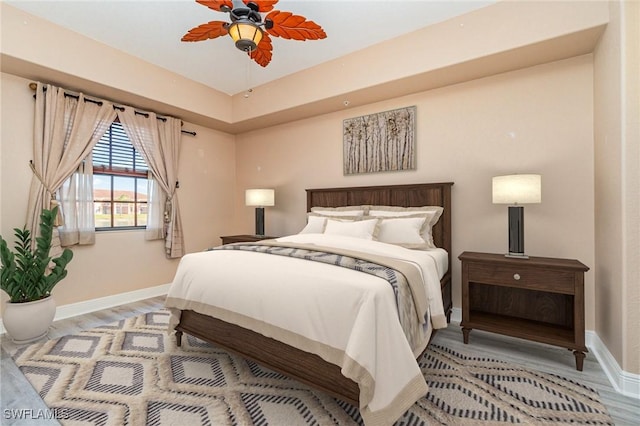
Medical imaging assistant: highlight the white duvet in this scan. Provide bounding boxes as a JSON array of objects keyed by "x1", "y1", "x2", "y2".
[{"x1": 165, "y1": 233, "x2": 447, "y2": 426}]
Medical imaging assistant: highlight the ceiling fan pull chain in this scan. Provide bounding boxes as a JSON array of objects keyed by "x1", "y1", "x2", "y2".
[{"x1": 245, "y1": 46, "x2": 253, "y2": 98}]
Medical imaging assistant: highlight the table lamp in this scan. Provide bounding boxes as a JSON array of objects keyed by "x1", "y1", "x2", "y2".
[
  {"x1": 245, "y1": 189, "x2": 275, "y2": 236},
  {"x1": 492, "y1": 174, "x2": 541, "y2": 258}
]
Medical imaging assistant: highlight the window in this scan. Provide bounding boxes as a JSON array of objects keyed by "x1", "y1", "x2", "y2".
[{"x1": 93, "y1": 122, "x2": 149, "y2": 229}]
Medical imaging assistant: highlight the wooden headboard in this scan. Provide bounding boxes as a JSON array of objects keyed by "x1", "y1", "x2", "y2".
[{"x1": 306, "y1": 182, "x2": 454, "y2": 270}]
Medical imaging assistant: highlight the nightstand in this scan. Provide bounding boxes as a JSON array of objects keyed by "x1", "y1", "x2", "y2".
[
  {"x1": 220, "y1": 234, "x2": 277, "y2": 245},
  {"x1": 459, "y1": 251, "x2": 589, "y2": 371}
]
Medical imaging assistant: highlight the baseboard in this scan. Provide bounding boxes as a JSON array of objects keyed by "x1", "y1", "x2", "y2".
[
  {"x1": 449, "y1": 308, "x2": 638, "y2": 400},
  {"x1": 587, "y1": 331, "x2": 640, "y2": 399},
  {"x1": 450, "y1": 307, "x2": 462, "y2": 324},
  {"x1": 0, "y1": 283, "x2": 170, "y2": 335}
]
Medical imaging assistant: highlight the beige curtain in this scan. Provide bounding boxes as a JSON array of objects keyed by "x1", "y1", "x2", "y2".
[
  {"x1": 26, "y1": 83, "x2": 116, "y2": 251},
  {"x1": 59, "y1": 160, "x2": 96, "y2": 246},
  {"x1": 116, "y1": 107, "x2": 184, "y2": 258},
  {"x1": 145, "y1": 172, "x2": 164, "y2": 240}
]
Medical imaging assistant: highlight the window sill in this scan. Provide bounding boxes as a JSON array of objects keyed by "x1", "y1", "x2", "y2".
[{"x1": 95, "y1": 227, "x2": 146, "y2": 233}]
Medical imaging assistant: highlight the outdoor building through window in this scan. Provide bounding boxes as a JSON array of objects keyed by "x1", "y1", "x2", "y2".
[{"x1": 93, "y1": 122, "x2": 149, "y2": 229}]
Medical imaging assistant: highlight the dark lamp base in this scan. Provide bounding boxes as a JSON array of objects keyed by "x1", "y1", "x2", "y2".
[
  {"x1": 505, "y1": 252, "x2": 529, "y2": 259},
  {"x1": 255, "y1": 207, "x2": 265, "y2": 236},
  {"x1": 507, "y1": 205, "x2": 526, "y2": 257}
]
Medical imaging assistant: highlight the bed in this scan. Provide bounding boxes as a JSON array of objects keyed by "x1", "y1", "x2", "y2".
[{"x1": 165, "y1": 182, "x2": 453, "y2": 425}]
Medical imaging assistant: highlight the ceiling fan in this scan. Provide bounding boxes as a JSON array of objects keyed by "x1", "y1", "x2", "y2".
[{"x1": 182, "y1": 0, "x2": 327, "y2": 67}]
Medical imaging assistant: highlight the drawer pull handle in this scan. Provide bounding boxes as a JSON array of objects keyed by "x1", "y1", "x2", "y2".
[{"x1": 513, "y1": 273, "x2": 521, "y2": 280}]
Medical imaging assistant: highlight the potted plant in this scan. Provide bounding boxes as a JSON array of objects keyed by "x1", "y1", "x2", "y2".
[{"x1": 1, "y1": 207, "x2": 73, "y2": 343}]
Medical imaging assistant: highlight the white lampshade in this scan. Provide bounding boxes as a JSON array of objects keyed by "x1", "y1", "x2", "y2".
[
  {"x1": 245, "y1": 189, "x2": 275, "y2": 207},
  {"x1": 492, "y1": 174, "x2": 541, "y2": 204}
]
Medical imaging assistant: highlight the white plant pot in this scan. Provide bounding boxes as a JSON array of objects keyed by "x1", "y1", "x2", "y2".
[{"x1": 2, "y1": 297, "x2": 56, "y2": 344}]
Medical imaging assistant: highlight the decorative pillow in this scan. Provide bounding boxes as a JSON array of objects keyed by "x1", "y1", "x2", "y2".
[
  {"x1": 323, "y1": 218, "x2": 379, "y2": 240},
  {"x1": 375, "y1": 215, "x2": 430, "y2": 248},
  {"x1": 367, "y1": 206, "x2": 443, "y2": 248},
  {"x1": 310, "y1": 206, "x2": 366, "y2": 216},
  {"x1": 298, "y1": 213, "x2": 363, "y2": 234}
]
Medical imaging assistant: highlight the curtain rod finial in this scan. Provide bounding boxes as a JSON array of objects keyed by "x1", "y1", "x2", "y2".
[{"x1": 29, "y1": 82, "x2": 37, "y2": 91}]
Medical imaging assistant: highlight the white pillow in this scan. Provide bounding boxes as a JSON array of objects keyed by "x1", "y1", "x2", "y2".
[
  {"x1": 298, "y1": 213, "x2": 365, "y2": 234},
  {"x1": 368, "y1": 206, "x2": 443, "y2": 248},
  {"x1": 323, "y1": 218, "x2": 379, "y2": 240},
  {"x1": 298, "y1": 215, "x2": 327, "y2": 234},
  {"x1": 311, "y1": 206, "x2": 365, "y2": 216},
  {"x1": 368, "y1": 205, "x2": 443, "y2": 219},
  {"x1": 376, "y1": 215, "x2": 429, "y2": 248}
]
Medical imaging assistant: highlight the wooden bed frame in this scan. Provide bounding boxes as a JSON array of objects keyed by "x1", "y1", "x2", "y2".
[{"x1": 174, "y1": 182, "x2": 453, "y2": 406}]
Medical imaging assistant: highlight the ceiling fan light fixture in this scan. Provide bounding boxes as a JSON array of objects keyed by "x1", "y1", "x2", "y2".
[
  {"x1": 182, "y1": 0, "x2": 327, "y2": 67},
  {"x1": 228, "y1": 20, "x2": 263, "y2": 52}
]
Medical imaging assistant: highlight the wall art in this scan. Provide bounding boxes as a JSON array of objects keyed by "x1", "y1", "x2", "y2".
[{"x1": 343, "y1": 106, "x2": 416, "y2": 175}]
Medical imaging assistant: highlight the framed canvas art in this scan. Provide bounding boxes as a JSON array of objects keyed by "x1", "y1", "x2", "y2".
[{"x1": 343, "y1": 106, "x2": 416, "y2": 175}]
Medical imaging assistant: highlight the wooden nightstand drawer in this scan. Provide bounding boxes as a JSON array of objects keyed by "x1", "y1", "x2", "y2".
[{"x1": 468, "y1": 263, "x2": 575, "y2": 294}]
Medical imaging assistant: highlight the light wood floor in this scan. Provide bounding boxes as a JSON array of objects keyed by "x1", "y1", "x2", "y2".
[{"x1": 1, "y1": 296, "x2": 639, "y2": 425}]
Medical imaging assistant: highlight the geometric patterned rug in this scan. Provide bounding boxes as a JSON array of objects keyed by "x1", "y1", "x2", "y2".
[{"x1": 10, "y1": 310, "x2": 614, "y2": 425}]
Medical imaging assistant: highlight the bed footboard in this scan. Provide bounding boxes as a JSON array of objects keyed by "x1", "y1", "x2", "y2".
[{"x1": 175, "y1": 309, "x2": 361, "y2": 406}]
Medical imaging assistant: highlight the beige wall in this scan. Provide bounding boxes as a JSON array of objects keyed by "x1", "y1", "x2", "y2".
[
  {"x1": 623, "y1": 0, "x2": 640, "y2": 376},
  {"x1": 0, "y1": 72, "x2": 237, "y2": 306},
  {"x1": 235, "y1": 55, "x2": 596, "y2": 329},
  {"x1": 594, "y1": 0, "x2": 640, "y2": 375},
  {"x1": 0, "y1": 4, "x2": 232, "y2": 130}
]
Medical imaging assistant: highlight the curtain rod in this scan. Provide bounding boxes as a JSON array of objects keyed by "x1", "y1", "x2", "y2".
[{"x1": 29, "y1": 82, "x2": 196, "y2": 136}]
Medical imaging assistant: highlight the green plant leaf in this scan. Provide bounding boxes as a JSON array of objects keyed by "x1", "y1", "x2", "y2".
[{"x1": 0, "y1": 207, "x2": 73, "y2": 303}]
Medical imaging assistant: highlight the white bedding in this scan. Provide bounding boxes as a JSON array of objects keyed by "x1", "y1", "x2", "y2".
[{"x1": 165, "y1": 233, "x2": 447, "y2": 426}]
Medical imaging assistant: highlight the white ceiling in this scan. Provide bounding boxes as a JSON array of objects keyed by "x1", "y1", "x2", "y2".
[{"x1": 7, "y1": 0, "x2": 496, "y2": 95}]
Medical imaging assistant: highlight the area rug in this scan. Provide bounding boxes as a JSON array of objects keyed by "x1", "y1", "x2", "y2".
[{"x1": 10, "y1": 310, "x2": 613, "y2": 425}]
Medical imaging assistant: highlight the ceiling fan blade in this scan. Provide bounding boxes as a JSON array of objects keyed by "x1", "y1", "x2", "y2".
[
  {"x1": 181, "y1": 21, "x2": 229, "y2": 42},
  {"x1": 248, "y1": 0, "x2": 278, "y2": 12},
  {"x1": 250, "y1": 33, "x2": 273, "y2": 67},
  {"x1": 265, "y1": 11, "x2": 327, "y2": 41},
  {"x1": 195, "y1": 0, "x2": 234, "y2": 12}
]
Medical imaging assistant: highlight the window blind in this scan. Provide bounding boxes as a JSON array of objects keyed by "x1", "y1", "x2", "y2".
[{"x1": 93, "y1": 122, "x2": 148, "y2": 173}]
